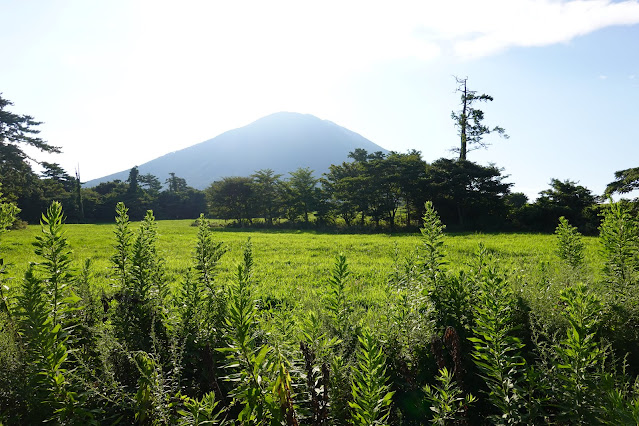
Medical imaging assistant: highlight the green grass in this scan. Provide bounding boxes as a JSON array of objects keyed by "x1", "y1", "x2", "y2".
[
  {"x1": 0, "y1": 219, "x2": 603, "y2": 319},
  {"x1": 3, "y1": 214, "x2": 635, "y2": 425}
]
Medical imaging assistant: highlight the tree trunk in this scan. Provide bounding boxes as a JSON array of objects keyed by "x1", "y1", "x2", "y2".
[{"x1": 459, "y1": 79, "x2": 468, "y2": 161}]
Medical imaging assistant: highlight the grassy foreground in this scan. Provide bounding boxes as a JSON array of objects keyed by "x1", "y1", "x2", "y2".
[
  {"x1": 1, "y1": 203, "x2": 637, "y2": 425},
  {"x1": 0, "y1": 219, "x2": 602, "y2": 313}
]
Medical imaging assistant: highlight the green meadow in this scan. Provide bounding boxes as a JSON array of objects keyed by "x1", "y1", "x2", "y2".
[
  {"x1": 2, "y1": 205, "x2": 637, "y2": 425},
  {"x1": 0, "y1": 219, "x2": 603, "y2": 313}
]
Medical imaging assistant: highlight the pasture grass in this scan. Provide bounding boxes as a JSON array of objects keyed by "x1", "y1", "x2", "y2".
[
  {"x1": 3, "y1": 212, "x2": 636, "y2": 424},
  {"x1": 0, "y1": 219, "x2": 603, "y2": 322}
]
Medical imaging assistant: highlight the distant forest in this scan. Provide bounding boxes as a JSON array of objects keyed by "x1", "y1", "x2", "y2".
[
  {"x1": 2, "y1": 92, "x2": 638, "y2": 233},
  {"x1": 3, "y1": 147, "x2": 638, "y2": 234}
]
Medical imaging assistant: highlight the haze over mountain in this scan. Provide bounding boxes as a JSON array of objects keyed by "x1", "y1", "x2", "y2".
[{"x1": 85, "y1": 112, "x2": 388, "y2": 189}]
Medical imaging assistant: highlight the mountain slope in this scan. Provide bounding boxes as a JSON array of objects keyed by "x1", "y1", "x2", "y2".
[{"x1": 85, "y1": 112, "x2": 387, "y2": 189}]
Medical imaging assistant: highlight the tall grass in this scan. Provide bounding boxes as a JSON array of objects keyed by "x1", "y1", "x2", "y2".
[{"x1": 0, "y1": 200, "x2": 637, "y2": 424}]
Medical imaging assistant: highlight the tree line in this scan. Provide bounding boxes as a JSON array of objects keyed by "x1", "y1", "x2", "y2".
[{"x1": 2, "y1": 91, "x2": 638, "y2": 232}]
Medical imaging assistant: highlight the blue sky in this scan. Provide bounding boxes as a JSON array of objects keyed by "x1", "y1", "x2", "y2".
[{"x1": 1, "y1": 0, "x2": 638, "y2": 200}]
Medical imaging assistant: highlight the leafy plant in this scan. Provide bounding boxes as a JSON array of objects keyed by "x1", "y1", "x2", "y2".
[
  {"x1": 326, "y1": 253, "x2": 352, "y2": 338},
  {"x1": 599, "y1": 201, "x2": 639, "y2": 289},
  {"x1": 111, "y1": 202, "x2": 133, "y2": 290},
  {"x1": 177, "y1": 391, "x2": 223, "y2": 425},
  {"x1": 551, "y1": 283, "x2": 605, "y2": 423},
  {"x1": 132, "y1": 350, "x2": 179, "y2": 424},
  {"x1": 555, "y1": 216, "x2": 585, "y2": 269},
  {"x1": 219, "y1": 239, "x2": 297, "y2": 424},
  {"x1": 424, "y1": 367, "x2": 476, "y2": 425},
  {"x1": 420, "y1": 201, "x2": 447, "y2": 287},
  {"x1": 33, "y1": 201, "x2": 77, "y2": 328},
  {"x1": 0, "y1": 183, "x2": 20, "y2": 316},
  {"x1": 113, "y1": 207, "x2": 168, "y2": 352},
  {"x1": 194, "y1": 213, "x2": 227, "y2": 290},
  {"x1": 16, "y1": 202, "x2": 93, "y2": 424},
  {"x1": 349, "y1": 328, "x2": 394, "y2": 425},
  {"x1": 468, "y1": 247, "x2": 528, "y2": 424}
]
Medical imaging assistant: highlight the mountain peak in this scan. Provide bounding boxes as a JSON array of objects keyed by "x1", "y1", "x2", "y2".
[{"x1": 86, "y1": 113, "x2": 387, "y2": 189}]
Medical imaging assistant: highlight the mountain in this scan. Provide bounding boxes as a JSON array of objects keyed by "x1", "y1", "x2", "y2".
[{"x1": 85, "y1": 112, "x2": 387, "y2": 189}]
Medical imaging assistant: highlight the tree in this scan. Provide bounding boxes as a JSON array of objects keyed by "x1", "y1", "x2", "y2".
[
  {"x1": 363, "y1": 153, "x2": 402, "y2": 229},
  {"x1": 206, "y1": 177, "x2": 255, "y2": 225},
  {"x1": 285, "y1": 167, "x2": 319, "y2": 224},
  {"x1": 385, "y1": 150, "x2": 427, "y2": 227},
  {"x1": 251, "y1": 169, "x2": 283, "y2": 226},
  {"x1": 0, "y1": 94, "x2": 60, "y2": 202},
  {"x1": 424, "y1": 158, "x2": 512, "y2": 229},
  {"x1": 166, "y1": 172, "x2": 188, "y2": 193},
  {"x1": 534, "y1": 179, "x2": 598, "y2": 232},
  {"x1": 605, "y1": 167, "x2": 639, "y2": 196},
  {"x1": 451, "y1": 77, "x2": 508, "y2": 161},
  {"x1": 138, "y1": 173, "x2": 162, "y2": 196},
  {"x1": 321, "y1": 160, "x2": 362, "y2": 226},
  {"x1": 74, "y1": 168, "x2": 84, "y2": 222},
  {"x1": 40, "y1": 162, "x2": 74, "y2": 191},
  {"x1": 126, "y1": 166, "x2": 141, "y2": 195}
]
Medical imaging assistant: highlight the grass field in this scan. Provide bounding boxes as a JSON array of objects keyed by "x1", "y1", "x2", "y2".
[
  {"x1": 1, "y1": 217, "x2": 607, "y2": 349},
  {"x1": 5, "y1": 211, "x2": 634, "y2": 424},
  {"x1": 0, "y1": 219, "x2": 603, "y2": 311}
]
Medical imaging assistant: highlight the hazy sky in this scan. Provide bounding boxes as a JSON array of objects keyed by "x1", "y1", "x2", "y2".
[{"x1": 2, "y1": 0, "x2": 638, "y2": 199}]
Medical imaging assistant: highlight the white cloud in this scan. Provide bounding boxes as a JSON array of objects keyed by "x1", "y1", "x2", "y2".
[
  {"x1": 133, "y1": 1, "x2": 639, "y2": 68},
  {"x1": 423, "y1": 0, "x2": 639, "y2": 58}
]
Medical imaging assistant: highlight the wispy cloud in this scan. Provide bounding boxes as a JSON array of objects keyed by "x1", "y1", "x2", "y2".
[
  {"x1": 415, "y1": 0, "x2": 639, "y2": 58},
  {"x1": 131, "y1": 0, "x2": 639, "y2": 86}
]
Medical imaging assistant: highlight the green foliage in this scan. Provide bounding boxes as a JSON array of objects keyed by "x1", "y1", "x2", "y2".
[
  {"x1": 177, "y1": 391, "x2": 223, "y2": 425},
  {"x1": 424, "y1": 367, "x2": 476, "y2": 425},
  {"x1": 0, "y1": 94, "x2": 60, "y2": 204},
  {"x1": 4, "y1": 200, "x2": 639, "y2": 424},
  {"x1": 15, "y1": 203, "x2": 92, "y2": 424},
  {"x1": 551, "y1": 283, "x2": 605, "y2": 423},
  {"x1": 111, "y1": 201, "x2": 133, "y2": 289},
  {"x1": 528, "y1": 179, "x2": 598, "y2": 233},
  {"x1": 555, "y1": 216, "x2": 585, "y2": 269},
  {"x1": 131, "y1": 210, "x2": 166, "y2": 303},
  {"x1": 420, "y1": 201, "x2": 447, "y2": 286},
  {"x1": 33, "y1": 201, "x2": 76, "y2": 327},
  {"x1": 424, "y1": 159, "x2": 512, "y2": 229},
  {"x1": 468, "y1": 246, "x2": 528, "y2": 424},
  {"x1": 605, "y1": 166, "x2": 639, "y2": 196},
  {"x1": 0, "y1": 184, "x2": 20, "y2": 316},
  {"x1": 451, "y1": 77, "x2": 508, "y2": 161},
  {"x1": 206, "y1": 176, "x2": 256, "y2": 225},
  {"x1": 349, "y1": 328, "x2": 394, "y2": 425},
  {"x1": 251, "y1": 169, "x2": 284, "y2": 226},
  {"x1": 194, "y1": 213, "x2": 227, "y2": 291},
  {"x1": 326, "y1": 253, "x2": 352, "y2": 338},
  {"x1": 599, "y1": 200, "x2": 639, "y2": 288},
  {"x1": 0, "y1": 184, "x2": 20, "y2": 233},
  {"x1": 219, "y1": 239, "x2": 293, "y2": 424},
  {"x1": 112, "y1": 205, "x2": 168, "y2": 353},
  {"x1": 285, "y1": 166, "x2": 319, "y2": 224}
]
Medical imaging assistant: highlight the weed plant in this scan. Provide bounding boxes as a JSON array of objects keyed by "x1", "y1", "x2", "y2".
[{"x1": 0, "y1": 200, "x2": 637, "y2": 424}]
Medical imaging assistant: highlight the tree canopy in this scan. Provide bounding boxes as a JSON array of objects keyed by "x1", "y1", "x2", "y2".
[
  {"x1": 0, "y1": 94, "x2": 60, "y2": 202},
  {"x1": 451, "y1": 77, "x2": 508, "y2": 161},
  {"x1": 605, "y1": 167, "x2": 639, "y2": 196}
]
